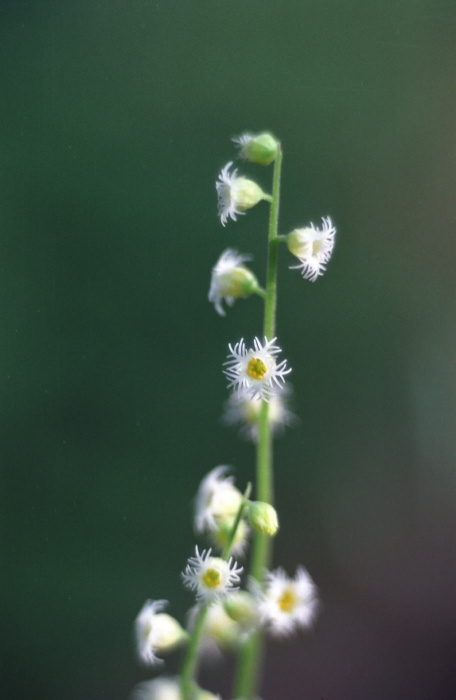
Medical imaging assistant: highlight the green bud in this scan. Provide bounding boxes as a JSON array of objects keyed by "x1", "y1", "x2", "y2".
[
  {"x1": 235, "y1": 132, "x2": 279, "y2": 166},
  {"x1": 247, "y1": 501, "x2": 279, "y2": 536},
  {"x1": 224, "y1": 590, "x2": 258, "y2": 628}
]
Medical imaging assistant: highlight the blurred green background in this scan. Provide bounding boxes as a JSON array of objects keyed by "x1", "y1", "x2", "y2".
[{"x1": 2, "y1": 1, "x2": 456, "y2": 698}]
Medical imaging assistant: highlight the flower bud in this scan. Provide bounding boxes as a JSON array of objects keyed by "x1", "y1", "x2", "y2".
[
  {"x1": 234, "y1": 132, "x2": 279, "y2": 165},
  {"x1": 224, "y1": 590, "x2": 258, "y2": 629},
  {"x1": 247, "y1": 501, "x2": 279, "y2": 536}
]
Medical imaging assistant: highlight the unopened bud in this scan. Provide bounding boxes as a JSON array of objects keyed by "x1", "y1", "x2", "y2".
[
  {"x1": 224, "y1": 590, "x2": 258, "y2": 629},
  {"x1": 234, "y1": 132, "x2": 279, "y2": 166},
  {"x1": 247, "y1": 501, "x2": 279, "y2": 536}
]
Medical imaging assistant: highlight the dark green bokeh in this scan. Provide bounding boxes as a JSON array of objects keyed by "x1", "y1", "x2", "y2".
[{"x1": 2, "y1": 1, "x2": 456, "y2": 698}]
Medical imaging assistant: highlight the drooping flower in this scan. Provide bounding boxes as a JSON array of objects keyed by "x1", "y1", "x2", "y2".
[
  {"x1": 209, "y1": 514, "x2": 250, "y2": 558},
  {"x1": 223, "y1": 590, "x2": 260, "y2": 633},
  {"x1": 287, "y1": 216, "x2": 336, "y2": 281},
  {"x1": 256, "y1": 566, "x2": 319, "y2": 636},
  {"x1": 216, "y1": 162, "x2": 267, "y2": 226},
  {"x1": 130, "y1": 676, "x2": 180, "y2": 700},
  {"x1": 130, "y1": 677, "x2": 221, "y2": 700},
  {"x1": 134, "y1": 600, "x2": 187, "y2": 666},
  {"x1": 182, "y1": 546, "x2": 243, "y2": 602},
  {"x1": 208, "y1": 249, "x2": 258, "y2": 316},
  {"x1": 188, "y1": 600, "x2": 242, "y2": 660},
  {"x1": 194, "y1": 466, "x2": 243, "y2": 534},
  {"x1": 232, "y1": 132, "x2": 278, "y2": 165},
  {"x1": 223, "y1": 337, "x2": 291, "y2": 401},
  {"x1": 222, "y1": 385, "x2": 295, "y2": 441}
]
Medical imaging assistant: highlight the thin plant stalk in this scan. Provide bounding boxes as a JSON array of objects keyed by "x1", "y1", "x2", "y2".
[
  {"x1": 233, "y1": 144, "x2": 283, "y2": 700},
  {"x1": 180, "y1": 486, "x2": 251, "y2": 700}
]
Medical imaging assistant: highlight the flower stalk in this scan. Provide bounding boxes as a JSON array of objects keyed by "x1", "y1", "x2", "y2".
[
  {"x1": 180, "y1": 486, "x2": 251, "y2": 700},
  {"x1": 233, "y1": 143, "x2": 283, "y2": 700}
]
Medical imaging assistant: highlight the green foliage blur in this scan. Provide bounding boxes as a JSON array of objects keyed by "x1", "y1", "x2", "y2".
[{"x1": 2, "y1": 1, "x2": 456, "y2": 698}]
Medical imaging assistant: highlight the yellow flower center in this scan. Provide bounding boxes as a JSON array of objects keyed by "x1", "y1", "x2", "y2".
[
  {"x1": 247, "y1": 357, "x2": 267, "y2": 380},
  {"x1": 277, "y1": 587, "x2": 298, "y2": 612},
  {"x1": 203, "y1": 567, "x2": 221, "y2": 589},
  {"x1": 312, "y1": 239, "x2": 324, "y2": 256}
]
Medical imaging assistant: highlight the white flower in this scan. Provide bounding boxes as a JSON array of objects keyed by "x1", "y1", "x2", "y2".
[
  {"x1": 130, "y1": 677, "x2": 221, "y2": 700},
  {"x1": 188, "y1": 600, "x2": 242, "y2": 660},
  {"x1": 216, "y1": 162, "x2": 266, "y2": 226},
  {"x1": 209, "y1": 514, "x2": 250, "y2": 558},
  {"x1": 194, "y1": 466, "x2": 243, "y2": 534},
  {"x1": 182, "y1": 546, "x2": 243, "y2": 602},
  {"x1": 130, "y1": 677, "x2": 180, "y2": 700},
  {"x1": 134, "y1": 600, "x2": 186, "y2": 666},
  {"x1": 257, "y1": 566, "x2": 319, "y2": 636},
  {"x1": 222, "y1": 385, "x2": 295, "y2": 441},
  {"x1": 224, "y1": 337, "x2": 291, "y2": 401},
  {"x1": 208, "y1": 249, "x2": 258, "y2": 316},
  {"x1": 287, "y1": 216, "x2": 336, "y2": 281}
]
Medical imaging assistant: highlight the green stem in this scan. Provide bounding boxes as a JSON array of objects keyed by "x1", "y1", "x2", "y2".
[
  {"x1": 233, "y1": 144, "x2": 283, "y2": 700},
  {"x1": 180, "y1": 604, "x2": 208, "y2": 700},
  {"x1": 180, "y1": 487, "x2": 251, "y2": 700},
  {"x1": 254, "y1": 287, "x2": 267, "y2": 301},
  {"x1": 222, "y1": 483, "x2": 252, "y2": 560}
]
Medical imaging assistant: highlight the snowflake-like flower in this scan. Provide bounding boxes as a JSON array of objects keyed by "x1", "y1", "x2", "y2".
[
  {"x1": 134, "y1": 600, "x2": 186, "y2": 666},
  {"x1": 222, "y1": 385, "x2": 295, "y2": 441},
  {"x1": 224, "y1": 337, "x2": 291, "y2": 401},
  {"x1": 216, "y1": 162, "x2": 266, "y2": 226},
  {"x1": 256, "y1": 566, "x2": 319, "y2": 636},
  {"x1": 287, "y1": 216, "x2": 336, "y2": 281},
  {"x1": 182, "y1": 546, "x2": 243, "y2": 602},
  {"x1": 194, "y1": 465, "x2": 243, "y2": 534},
  {"x1": 208, "y1": 249, "x2": 257, "y2": 316}
]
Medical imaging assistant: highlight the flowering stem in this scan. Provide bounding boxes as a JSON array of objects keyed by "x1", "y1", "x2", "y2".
[
  {"x1": 180, "y1": 487, "x2": 252, "y2": 700},
  {"x1": 233, "y1": 145, "x2": 283, "y2": 700}
]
